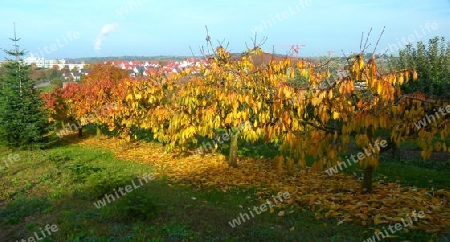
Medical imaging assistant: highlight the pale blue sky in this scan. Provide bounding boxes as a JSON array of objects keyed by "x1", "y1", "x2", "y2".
[{"x1": 1, "y1": 0, "x2": 449, "y2": 59}]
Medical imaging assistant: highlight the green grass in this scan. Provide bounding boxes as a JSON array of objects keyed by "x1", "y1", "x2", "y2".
[
  {"x1": 340, "y1": 156, "x2": 450, "y2": 190},
  {"x1": 38, "y1": 84, "x2": 57, "y2": 92},
  {"x1": 0, "y1": 143, "x2": 448, "y2": 241},
  {"x1": 333, "y1": 140, "x2": 450, "y2": 190}
]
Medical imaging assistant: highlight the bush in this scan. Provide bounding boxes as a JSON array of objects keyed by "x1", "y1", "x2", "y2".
[
  {"x1": 66, "y1": 163, "x2": 104, "y2": 183},
  {"x1": 0, "y1": 197, "x2": 50, "y2": 225},
  {"x1": 390, "y1": 36, "x2": 450, "y2": 99},
  {"x1": 110, "y1": 188, "x2": 157, "y2": 221},
  {"x1": 85, "y1": 170, "x2": 135, "y2": 198},
  {"x1": 50, "y1": 77, "x2": 63, "y2": 88}
]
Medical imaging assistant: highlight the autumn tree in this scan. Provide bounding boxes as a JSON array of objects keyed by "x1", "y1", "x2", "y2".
[
  {"x1": 116, "y1": 76, "x2": 174, "y2": 141},
  {"x1": 43, "y1": 33, "x2": 450, "y2": 194},
  {"x1": 273, "y1": 48, "x2": 449, "y2": 193},
  {"x1": 72, "y1": 64, "x2": 128, "y2": 136},
  {"x1": 42, "y1": 81, "x2": 90, "y2": 139}
]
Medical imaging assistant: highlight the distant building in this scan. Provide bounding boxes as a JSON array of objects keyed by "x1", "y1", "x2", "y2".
[
  {"x1": 99, "y1": 57, "x2": 209, "y2": 78},
  {"x1": 128, "y1": 69, "x2": 136, "y2": 77},
  {"x1": 80, "y1": 69, "x2": 89, "y2": 75},
  {"x1": 23, "y1": 55, "x2": 65, "y2": 69},
  {"x1": 72, "y1": 72, "x2": 82, "y2": 81}
]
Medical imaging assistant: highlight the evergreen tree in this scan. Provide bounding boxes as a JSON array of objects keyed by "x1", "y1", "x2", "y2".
[{"x1": 0, "y1": 24, "x2": 52, "y2": 149}]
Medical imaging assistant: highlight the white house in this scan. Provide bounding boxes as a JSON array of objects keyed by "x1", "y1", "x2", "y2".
[{"x1": 23, "y1": 55, "x2": 65, "y2": 69}]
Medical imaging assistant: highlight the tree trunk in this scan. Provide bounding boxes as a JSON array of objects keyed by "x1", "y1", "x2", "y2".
[
  {"x1": 78, "y1": 127, "x2": 82, "y2": 137},
  {"x1": 96, "y1": 125, "x2": 102, "y2": 136},
  {"x1": 363, "y1": 128, "x2": 374, "y2": 193},
  {"x1": 390, "y1": 137, "x2": 400, "y2": 159},
  {"x1": 229, "y1": 133, "x2": 238, "y2": 168},
  {"x1": 363, "y1": 165, "x2": 373, "y2": 193}
]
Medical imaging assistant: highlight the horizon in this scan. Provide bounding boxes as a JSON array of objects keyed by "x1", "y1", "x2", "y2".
[{"x1": 1, "y1": 0, "x2": 449, "y2": 60}]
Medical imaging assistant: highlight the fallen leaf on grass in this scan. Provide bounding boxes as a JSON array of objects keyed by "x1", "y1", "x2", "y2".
[{"x1": 77, "y1": 136, "x2": 450, "y2": 234}]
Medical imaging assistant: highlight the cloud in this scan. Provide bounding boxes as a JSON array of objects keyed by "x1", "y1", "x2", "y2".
[{"x1": 94, "y1": 23, "x2": 117, "y2": 51}]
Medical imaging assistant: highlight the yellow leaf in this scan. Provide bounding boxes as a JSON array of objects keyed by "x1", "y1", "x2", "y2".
[
  {"x1": 398, "y1": 74, "x2": 404, "y2": 85},
  {"x1": 386, "y1": 235, "x2": 399, "y2": 238},
  {"x1": 332, "y1": 112, "x2": 339, "y2": 119},
  {"x1": 359, "y1": 56, "x2": 364, "y2": 70},
  {"x1": 391, "y1": 217, "x2": 404, "y2": 222},
  {"x1": 413, "y1": 70, "x2": 418, "y2": 81},
  {"x1": 270, "y1": 207, "x2": 274, "y2": 213},
  {"x1": 289, "y1": 69, "x2": 295, "y2": 79},
  {"x1": 374, "y1": 217, "x2": 380, "y2": 225},
  {"x1": 311, "y1": 97, "x2": 321, "y2": 106},
  {"x1": 278, "y1": 211, "x2": 285, "y2": 216},
  {"x1": 376, "y1": 83, "x2": 382, "y2": 95},
  {"x1": 126, "y1": 94, "x2": 133, "y2": 101}
]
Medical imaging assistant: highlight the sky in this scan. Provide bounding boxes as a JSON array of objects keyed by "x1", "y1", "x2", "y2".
[{"x1": 0, "y1": 0, "x2": 449, "y2": 59}]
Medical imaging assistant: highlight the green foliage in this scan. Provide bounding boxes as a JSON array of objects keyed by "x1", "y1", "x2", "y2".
[
  {"x1": 0, "y1": 34, "x2": 52, "y2": 149},
  {"x1": 391, "y1": 36, "x2": 450, "y2": 99},
  {"x1": 50, "y1": 77, "x2": 63, "y2": 87},
  {"x1": 47, "y1": 151, "x2": 72, "y2": 165},
  {"x1": 0, "y1": 197, "x2": 50, "y2": 225},
  {"x1": 162, "y1": 221, "x2": 194, "y2": 240},
  {"x1": 66, "y1": 163, "x2": 104, "y2": 183},
  {"x1": 85, "y1": 170, "x2": 136, "y2": 198},
  {"x1": 287, "y1": 69, "x2": 309, "y2": 88},
  {"x1": 110, "y1": 189, "x2": 157, "y2": 221}
]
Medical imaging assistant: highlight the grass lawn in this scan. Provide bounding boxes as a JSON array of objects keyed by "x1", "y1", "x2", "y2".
[
  {"x1": 37, "y1": 84, "x2": 57, "y2": 92},
  {"x1": 0, "y1": 137, "x2": 449, "y2": 241}
]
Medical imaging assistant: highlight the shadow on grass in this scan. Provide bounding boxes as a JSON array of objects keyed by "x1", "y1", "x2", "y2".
[{"x1": 3, "y1": 129, "x2": 447, "y2": 241}]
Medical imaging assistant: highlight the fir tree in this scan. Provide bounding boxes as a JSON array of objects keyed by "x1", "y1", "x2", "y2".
[{"x1": 0, "y1": 24, "x2": 52, "y2": 149}]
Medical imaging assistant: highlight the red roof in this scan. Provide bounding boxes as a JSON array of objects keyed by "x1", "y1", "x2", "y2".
[{"x1": 145, "y1": 68, "x2": 159, "y2": 75}]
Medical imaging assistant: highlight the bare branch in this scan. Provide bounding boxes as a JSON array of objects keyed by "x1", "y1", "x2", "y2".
[
  {"x1": 360, "y1": 32, "x2": 364, "y2": 51},
  {"x1": 362, "y1": 27, "x2": 372, "y2": 52},
  {"x1": 373, "y1": 26, "x2": 385, "y2": 55}
]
